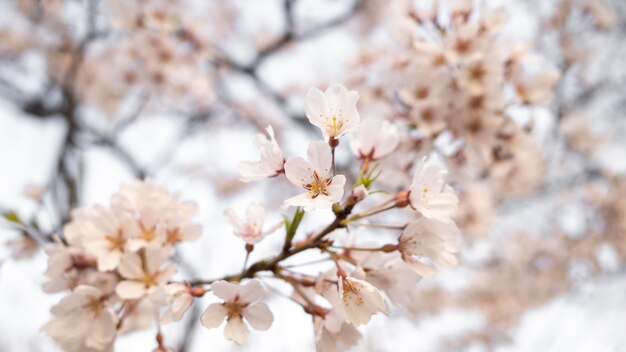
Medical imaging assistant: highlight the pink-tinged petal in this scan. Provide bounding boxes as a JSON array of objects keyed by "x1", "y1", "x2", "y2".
[
  {"x1": 140, "y1": 207, "x2": 159, "y2": 231},
  {"x1": 350, "y1": 118, "x2": 377, "y2": 157},
  {"x1": 324, "y1": 83, "x2": 349, "y2": 109},
  {"x1": 404, "y1": 257, "x2": 437, "y2": 277},
  {"x1": 144, "y1": 245, "x2": 172, "y2": 274},
  {"x1": 201, "y1": 303, "x2": 228, "y2": 328},
  {"x1": 283, "y1": 192, "x2": 314, "y2": 209},
  {"x1": 224, "y1": 209, "x2": 246, "y2": 233},
  {"x1": 238, "y1": 279, "x2": 264, "y2": 304},
  {"x1": 117, "y1": 252, "x2": 144, "y2": 279},
  {"x1": 245, "y1": 203, "x2": 266, "y2": 228},
  {"x1": 85, "y1": 311, "x2": 117, "y2": 349},
  {"x1": 307, "y1": 141, "x2": 332, "y2": 176},
  {"x1": 211, "y1": 280, "x2": 240, "y2": 301},
  {"x1": 284, "y1": 157, "x2": 314, "y2": 187},
  {"x1": 116, "y1": 280, "x2": 147, "y2": 299},
  {"x1": 224, "y1": 315, "x2": 249, "y2": 345},
  {"x1": 158, "y1": 264, "x2": 177, "y2": 284},
  {"x1": 308, "y1": 195, "x2": 337, "y2": 210},
  {"x1": 305, "y1": 87, "x2": 329, "y2": 126},
  {"x1": 237, "y1": 161, "x2": 273, "y2": 182},
  {"x1": 97, "y1": 250, "x2": 122, "y2": 272},
  {"x1": 243, "y1": 302, "x2": 273, "y2": 331},
  {"x1": 374, "y1": 121, "x2": 399, "y2": 159},
  {"x1": 326, "y1": 175, "x2": 346, "y2": 202}
]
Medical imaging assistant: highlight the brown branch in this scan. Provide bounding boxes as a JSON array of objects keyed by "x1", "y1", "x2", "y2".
[{"x1": 188, "y1": 202, "x2": 355, "y2": 287}]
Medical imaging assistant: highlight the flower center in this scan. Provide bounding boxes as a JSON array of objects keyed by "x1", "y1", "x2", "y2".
[
  {"x1": 304, "y1": 171, "x2": 332, "y2": 198},
  {"x1": 325, "y1": 114, "x2": 344, "y2": 136},
  {"x1": 106, "y1": 231, "x2": 126, "y2": 250}
]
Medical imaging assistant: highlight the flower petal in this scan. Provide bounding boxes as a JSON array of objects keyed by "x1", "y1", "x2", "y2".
[
  {"x1": 243, "y1": 302, "x2": 273, "y2": 331},
  {"x1": 201, "y1": 303, "x2": 228, "y2": 328},
  {"x1": 224, "y1": 315, "x2": 249, "y2": 345}
]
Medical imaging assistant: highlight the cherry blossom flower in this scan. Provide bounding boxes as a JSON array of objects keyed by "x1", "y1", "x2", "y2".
[
  {"x1": 284, "y1": 141, "x2": 346, "y2": 211},
  {"x1": 409, "y1": 158, "x2": 459, "y2": 223},
  {"x1": 161, "y1": 283, "x2": 194, "y2": 323},
  {"x1": 115, "y1": 245, "x2": 176, "y2": 300},
  {"x1": 337, "y1": 272, "x2": 388, "y2": 326},
  {"x1": 201, "y1": 279, "x2": 273, "y2": 344},
  {"x1": 314, "y1": 317, "x2": 362, "y2": 352},
  {"x1": 350, "y1": 118, "x2": 399, "y2": 160},
  {"x1": 224, "y1": 203, "x2": 281, "y2": 244},
  {"x1": 42, "y1": 285, "x2": 117, "y2": 352},
  {"x1": 238, "y1": 125, "x2": 285, "y2": 182},
  {"x1": 67, "y1": 206, "x2": 139, "y2": 272},
  {"x1": 398, "y1": 217, "x2": 461, "y2": 277},
  {"x1": 111, "y1": 179, "x2": 200, "y2": 249},
  {"x1": 353, "y1": 252, "x2": 421, "y2": 307},
  {"x1": 305, "y1": 83, "x2": 360, "y2": 141}
]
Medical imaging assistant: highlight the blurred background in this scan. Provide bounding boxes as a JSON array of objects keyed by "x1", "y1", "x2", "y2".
[{"x1": 0, "y1": 0, "x2": 625, "y2": 351}]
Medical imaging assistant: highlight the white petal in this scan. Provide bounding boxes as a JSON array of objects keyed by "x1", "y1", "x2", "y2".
[
  {"x1": 238, "y1": 279, "x2": 264, "y2": 304},
  {"x1": 98, "y1": 250, "x2": 122, "y2": 272},
  {"x1": 117, "y1": 252, "x2": 144, "y2": 279},
  {"x1": 305, "y1": 87, "x2": 329, "y2": 126},
  {"x1": 224, "y1": 315, "x2": 249, "y2": 344},
  {"x1": 224, "y1": 209, "x2": 246, "y2": 233},
  {"x1": 246, "y1": 203, "x2": 266, "y2": 228},
  {"x1": 201, "y1": 303, "x2": 228, "y2": 328},
  {"x1": 243, "y1": 302, "x2": 273, "y2": 331},
  {"x1": 284, "y1": 192, "x2": 315, "y2": 209},
  {"x1": 211, "y1": 280, "x2": 240, "y2": 301},
  {"x1": 116, "y1": 280, "x2": 147, "y2": 299},
  {"x1": 326, "y1": 175, "x2": 346, "y2": 202},
  {"x1": 145, "y1": 245, "x2": 172, "y2": 274},
  {"x1": 284, "y1": 157, "x2": 314, "y2": 187},
  {"x1": 307, "y1": 141, "x2": 332, "y2": 176}
]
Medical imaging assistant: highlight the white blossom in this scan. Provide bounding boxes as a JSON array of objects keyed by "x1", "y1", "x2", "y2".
[
  {"x1": 398, "y1": 217, "x2": 461, "y2": 277},
  {"x1": 161, "y1": 283, "x2": 194, "y2": 323},
  {"x1": 110, "y1": 179, "x2": 200, "y2": 250},
  {"x1": 353, "y1": 252, "x2": 421, "y2": 307},
  {"x1": 314, "y1": 317, "x2": 362, "y2": 352},
  {"x1": 68, "y1": 206, "x2": 139, "y2": 272},
  {"x1": 238, "y1": 125, "x2": 285, "y2": 182},
  {"x1": 115, "y1": 245, "x2": 176, "y2": 300},
  {"x1": 305, "y1": 83, "x2": 360, "y2": 141},
  {"x1": 409, "y1": 158, "x2": 459, "y2": 223},
  {"x1": 224, "y1": 203, "x2": 281, "y2": 244},
  {"x1": 350, "y1": 118, "x2": 399, "y2": 160},
  {"x1": 338, "y1": 273, "x2": 388, "y2": 326},
  {"x1": 42, "y1": 285, "x2": 117, "y2": 352},
  {"x1": 201, "y1": 279, "x2": 273, "y2": 344},
  {"x1": 284, "y1": 141, "x2": 346, "y2": 211}
]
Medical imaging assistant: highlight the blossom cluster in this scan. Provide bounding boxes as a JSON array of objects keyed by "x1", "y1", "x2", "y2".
[
  {"x1": 40, "y1": 83, "x2": 462, "y2": 351},
  {"x1": 42, "y1": 180, "x2": 201, "y2": 351}
]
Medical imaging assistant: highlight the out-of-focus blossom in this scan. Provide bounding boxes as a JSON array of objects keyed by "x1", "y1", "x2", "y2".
[
  {"x1": 305, "y1": 84, "x2": 360, "y2": 141},
  {"x1": 409, "y1": 158, "x2": 458, "y2": 223},
  {"x1": 42, "y1": 285, "x2": 117, "y2": 352},
  {"x1": 398, "y1": 218, "x2": 460, "y2": 277},
  {"x1": 314, "y1": 317, "x2": 362, "y2": 352},
  {"x1": 284, "y1": 141, "x2": 346, "y2": 211},
  {"x1": 115, "y1": 245, "x2": 176, "y2": 300},
  {"x1": 66, "y1": 206, "x2": 139, "y2": 272},
  {"x1": 201, "y1": 280, "x2": 273, "y2": 344},
  {"x1": 353, "y1": 252, "x2": 421, "y2": 307},
  {"x1": 337, "y1": 273, "x2": 388, "y2": 326},
  {"x1": 238, "y1": 125, "x2": 285, "y2": 182},
  {"x1": 224, "y1": 203, "x2": 281, "y2": 244},
  {"x1": 350, "y1": 118, "x2": 399, "y2": 160},
  {"x1": 161, "y1": 283, "x2": 194, "y2": 323}
]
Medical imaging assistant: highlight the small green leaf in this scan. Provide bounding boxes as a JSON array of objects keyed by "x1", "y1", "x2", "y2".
[{"x1": 2, "y1": 211, "x2": 22, "y2": 224}]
